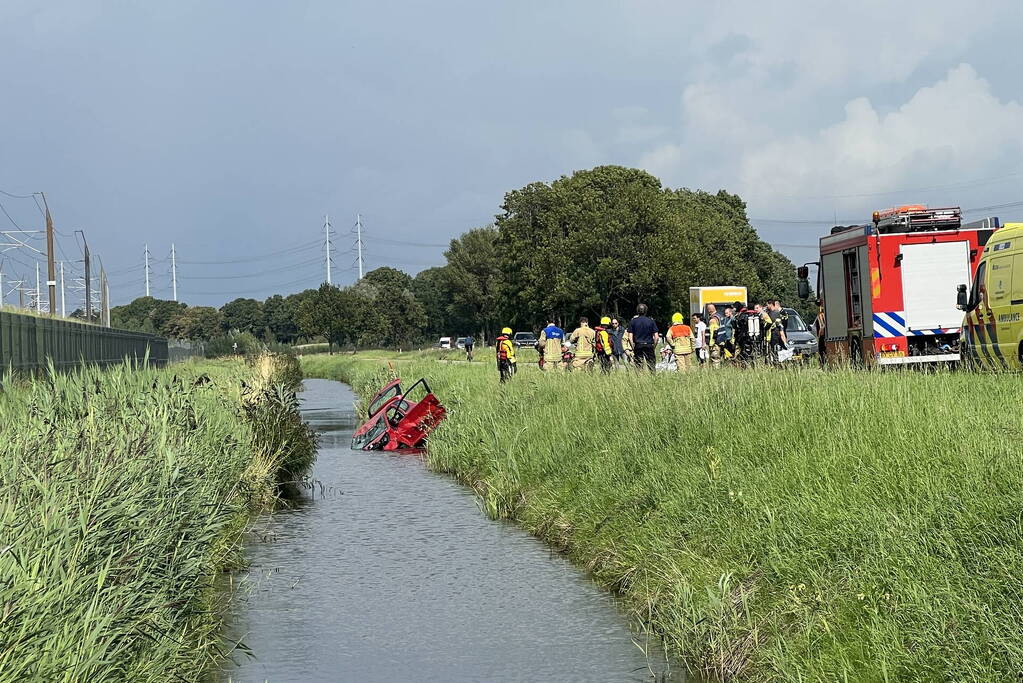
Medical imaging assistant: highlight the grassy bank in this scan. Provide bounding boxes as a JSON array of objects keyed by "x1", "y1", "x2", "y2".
[
  {"x1": 302, "y1": 353, "x2": 1023, "y2": 682},
  {"x1": 0, "y1": 354, "x2": 315, "y2": 682}
]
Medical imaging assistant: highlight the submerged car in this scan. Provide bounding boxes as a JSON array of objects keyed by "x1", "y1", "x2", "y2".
[{"x1": 351, "y1": 378, "x2": 447, "y2": 451}]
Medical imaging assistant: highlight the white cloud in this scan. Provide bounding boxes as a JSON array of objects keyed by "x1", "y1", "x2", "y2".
[{"x1": 738, "y1": 64, "x2": 1023, "y2": 205}]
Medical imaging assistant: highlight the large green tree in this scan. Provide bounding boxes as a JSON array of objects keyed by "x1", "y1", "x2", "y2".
[
  {"x1": 220, "y1": 297, "x2": 264, "y2": 335},
  {"x1": 359, "y1": 267, "x2": 428, "y2": 346},
  {"x1": 442, "y1": 227, "x2": 502, "y2": 341},
  {"x1": 495, "y1": 165, "x2": 798, "y2": 327},
  {"x1": 296, "y1": 283, "x2": 388, "y2": 349},
  {"x1": 412, "y1": 266, "x2": 457, "y2": 338},
  {"x1": 110, "y1": 297, "x2": 186, "y2": 335},
  {"x1": 264, "y1": 294, "x2": 301, "y2": 344},
  {"x1": 165, "y1": 306, "x2": 223, "y2": 341}
]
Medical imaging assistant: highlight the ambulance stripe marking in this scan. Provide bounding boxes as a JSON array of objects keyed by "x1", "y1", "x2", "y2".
[{"x1": 888, "y1": 312, "x2": 905, "y2": 326}]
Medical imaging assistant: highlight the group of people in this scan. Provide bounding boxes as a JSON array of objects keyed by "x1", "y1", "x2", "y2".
[{"x1": 492, "y1": 300, "x2": 790, "y2": 381}]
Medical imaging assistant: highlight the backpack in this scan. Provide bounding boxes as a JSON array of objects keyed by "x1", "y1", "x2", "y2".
[
  {"x1": 714, "y1": 316, "x2": 733, "y2": 344},
  {"x1": 594, "y1": 328, "x2": 609, "y2": 355},
  {"x1": 496, "y1": 338, "x2": 510, "y2": 361}
]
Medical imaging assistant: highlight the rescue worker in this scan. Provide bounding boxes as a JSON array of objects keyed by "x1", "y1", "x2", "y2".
[
  {"x1": 538, "y1": 318, "x2": 565, "y2": 371},
  {"x1": 594, "y1": 316, "x2": 614, "y2": 373},
  {"x1": 765, "y1": 300, "x2": 789, "y2": 363},
  {"x1": 626, "y1": 304, "x2": 659, "y2": 372},
  {"x1": 706, "y1": 304, "x2": 722, "y2": 368},
  {"x1": 569, "y1": 317, "x2": 596, "y2": 370},
  {"x1": 666, "y1": 312, "x2": 695, "y2": 371},
  {"x1": 495, "y1": 327, "x2": 516, "y2": 382}
]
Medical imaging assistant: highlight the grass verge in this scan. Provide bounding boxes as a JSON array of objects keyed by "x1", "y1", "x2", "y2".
[
  {"x1": 0, "y1": 353, "x2": 315, "y2": 682},
  {"x1": 301, "y1": 352, "x2": 1023, "y2": 682}
]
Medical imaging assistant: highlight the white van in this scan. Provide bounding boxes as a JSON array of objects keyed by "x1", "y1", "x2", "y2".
[{"x1": 436, "y1": 337, "x2": 452, "y2": 349}]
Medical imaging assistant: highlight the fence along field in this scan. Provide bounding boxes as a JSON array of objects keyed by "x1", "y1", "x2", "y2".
[{"x1": 0, "y1": 309, "x2": 168, "y2": 370}]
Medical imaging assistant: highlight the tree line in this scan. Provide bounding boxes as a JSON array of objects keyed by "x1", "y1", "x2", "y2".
[{"x1": 112, "y1": 165, "x2": 802, "y2": 348}]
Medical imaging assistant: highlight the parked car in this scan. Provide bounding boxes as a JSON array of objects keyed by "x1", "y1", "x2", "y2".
[
  {"x1": 436, "y1": 336, "x2": 452, "y2": 349},
  {"x1": 455, "y1": 337, "x2": 467, "y2": 350},
  {"x1": 512, "y1": 331, "x2": 538, "y2": 348},
  {"x1": 783, "y1": 308, "x2": 818, "y2": 359}
]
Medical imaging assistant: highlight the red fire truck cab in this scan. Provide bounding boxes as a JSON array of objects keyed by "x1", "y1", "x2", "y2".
[{"x1": 799, "y1": 206, "x2": 999, "y2": 366}]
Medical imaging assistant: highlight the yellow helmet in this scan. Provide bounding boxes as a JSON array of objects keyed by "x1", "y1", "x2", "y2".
[
  {"x1": 502, "y1": 327, "x2": 513, "y2": 335},
  {"x1": 600, "y1": 316, "x2": 611, "y2": 326},
  {"x1": 671, "y1": 312, "x2": 684, "y2": 324}
]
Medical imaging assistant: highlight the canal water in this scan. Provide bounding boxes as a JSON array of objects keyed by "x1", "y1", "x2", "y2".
[{"x1": 222, "y1": 379, "x2": 681, "y2": 682}]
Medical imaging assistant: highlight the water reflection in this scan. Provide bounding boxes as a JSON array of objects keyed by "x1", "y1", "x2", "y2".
[{"x1": 222, "y1": 379, "x2": 682, "y2": 682}]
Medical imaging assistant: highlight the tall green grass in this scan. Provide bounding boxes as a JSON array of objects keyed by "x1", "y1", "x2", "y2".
[
  {"x1": 302, "y1": 353, "x2": 1023, "y2": 682},
  {"x1": 0, "y1": 354, "x2": 315, "y2": 681}
]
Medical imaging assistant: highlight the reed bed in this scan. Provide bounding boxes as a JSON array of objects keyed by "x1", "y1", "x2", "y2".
[
  {"x1": 302, "y1": 353, "x2": 1023, "y2": 682},
  {"x1": 0, "y1": 353, "x2": 315, "y2": 682}
]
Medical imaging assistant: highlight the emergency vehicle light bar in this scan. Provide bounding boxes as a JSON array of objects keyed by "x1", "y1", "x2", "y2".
[{"x1": 872, "y1": 205, "x2": 961, "y2": 234}]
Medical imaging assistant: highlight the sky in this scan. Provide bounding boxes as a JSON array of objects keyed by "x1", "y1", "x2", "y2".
[{"x1": 2, "y1": 1, "x2": 1022, "y2": 308}]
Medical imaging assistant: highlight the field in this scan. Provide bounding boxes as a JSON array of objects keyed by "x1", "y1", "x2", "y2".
[
  {"x1": 302, "y1": 353, "x2": 1023, "y2": 682},
  {"x1": 0, "y1": 354, "x2": 315, "y2": 682}
]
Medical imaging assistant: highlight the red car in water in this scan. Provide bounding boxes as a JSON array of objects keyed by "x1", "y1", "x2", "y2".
[{"x1": 351, "y1": 378, "x2": 447, "y2": 451}]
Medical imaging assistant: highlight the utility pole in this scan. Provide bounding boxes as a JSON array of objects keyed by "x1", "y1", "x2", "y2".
[
  {"x1": 34, "y1": 262, "x2": 40, "y2": 312},
  {"x1": 100, "y1": 264, "x2": 109, "y2": 327},
  {"x1": 170, "y1": 243, "x2": 177, "y2": 302},
  {"x1": 356, "y1": 213, "x2": 364, "y2": 280},
  {"x1": 0, "y1": 266, "x2": 4, "y2": 306},
  {"x1": 75, "y1": 230, "x2": 92, "y2": 320},
  {"x1": 325, "y1": 214, "x2": 332, "y2": 285},
  {"x1": 59, "y1": 261, "x2": 65, "y2": 317},
  {"x1": 144, "y1": 243, "x2": 150, "y2": 297},
  {"x1": 41, "y1": 192, "x2": 57, "y2": 316},
  {"x1": 18, "y1": 288, "x2": 24, "y2": 308}
]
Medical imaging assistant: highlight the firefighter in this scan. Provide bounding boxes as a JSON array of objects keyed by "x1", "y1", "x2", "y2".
[
  {"x1": 666, "y1": 312, "x2": 695, "y2": 371},
  {"x1": 706, "y1": 304, "x2": 723, "y2": 368},
  {"x1": 568, "y1": 317, "x2": 596, "y2": 370},
  {"x1": 594, "y1": 316, "x2": 614, "y2": 373},
  {"x1": 495, "y1": 327, "x2": 516, "y2": 382},
  {"x1": 765, "y1": 300, "x2": 789, "y2": 363},
  {"x1": 538, "y1": 318, "x2": 565, "y2": 371}
]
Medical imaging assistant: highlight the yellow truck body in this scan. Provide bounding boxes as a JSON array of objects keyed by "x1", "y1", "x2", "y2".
[
  {"x1": 689, "y1": 286, "x2": 748, "y2": 316},
  {"x1": 960, "y1": 222, "x2": 1023, "y2": 369}
]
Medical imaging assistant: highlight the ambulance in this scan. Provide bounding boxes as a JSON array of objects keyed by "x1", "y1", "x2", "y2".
[
  {"x1": 798, "y1": 205, "x2": 998, "y2": 366},
  {"x1": 689, "y1": 286, "x2": 748, "y2": 317},
  {"x1": 957, "y1": 222, "x2": 1023, "y2": 369}
]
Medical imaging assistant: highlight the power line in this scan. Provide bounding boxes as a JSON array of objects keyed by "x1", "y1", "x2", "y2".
[
  {"x1": 178, "y1": 273, "x2": 327, "y2": 297},
  {"x1": 182, "y1": 256, "x2": 324, "y2": 280},
  {"x1": 0, "y1": 188, "x2": 36, "y2": 199},
  {"x1": 176, "y1": 238, "x2": 322, "y2": 265}
]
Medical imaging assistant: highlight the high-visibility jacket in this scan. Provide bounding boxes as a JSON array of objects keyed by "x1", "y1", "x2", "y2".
[
  {"x1": 594, "y1": 327, "x2": 612, "y2": 356},
  {"x1": 538, "y1": 324, "x2": 565, "y2": 363},
  {"x1": 569, "y1": 324, "x2": 596, "y2": 359},
  {"x1": 496, "y1": 336, "x2": 516, "y2": 363},
  {"x1": 708, "y1": 314, "x2": 721, "y2": 345},
  {"x1": 667, "y1": 323, "x2": 694, "y2": 354}
]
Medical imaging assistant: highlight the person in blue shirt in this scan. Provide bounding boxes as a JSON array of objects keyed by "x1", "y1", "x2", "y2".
[
  {"x1": 626, "y1": 303, "x2": 660, "y2": 372},
  {"x1": 464, "y1": 335, "x2": 475, "y2": 361},
  {"x1": 538, "y1": 318, "x2": 566, "y2": 371}
]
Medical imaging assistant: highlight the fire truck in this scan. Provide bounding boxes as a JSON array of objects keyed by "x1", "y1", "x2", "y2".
[{"x1": 797, "y1": 205, "x2": 1000, "y2": 366}]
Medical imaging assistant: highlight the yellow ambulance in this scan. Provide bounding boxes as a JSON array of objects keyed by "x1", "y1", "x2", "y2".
[{"x1": 958, "y1": 222, "x2": 1023, "y2": 368}]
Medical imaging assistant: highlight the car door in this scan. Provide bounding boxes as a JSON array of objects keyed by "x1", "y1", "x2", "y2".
[{"x1": 989, "y1": 256, "x2": 1012, "y2": 361}]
